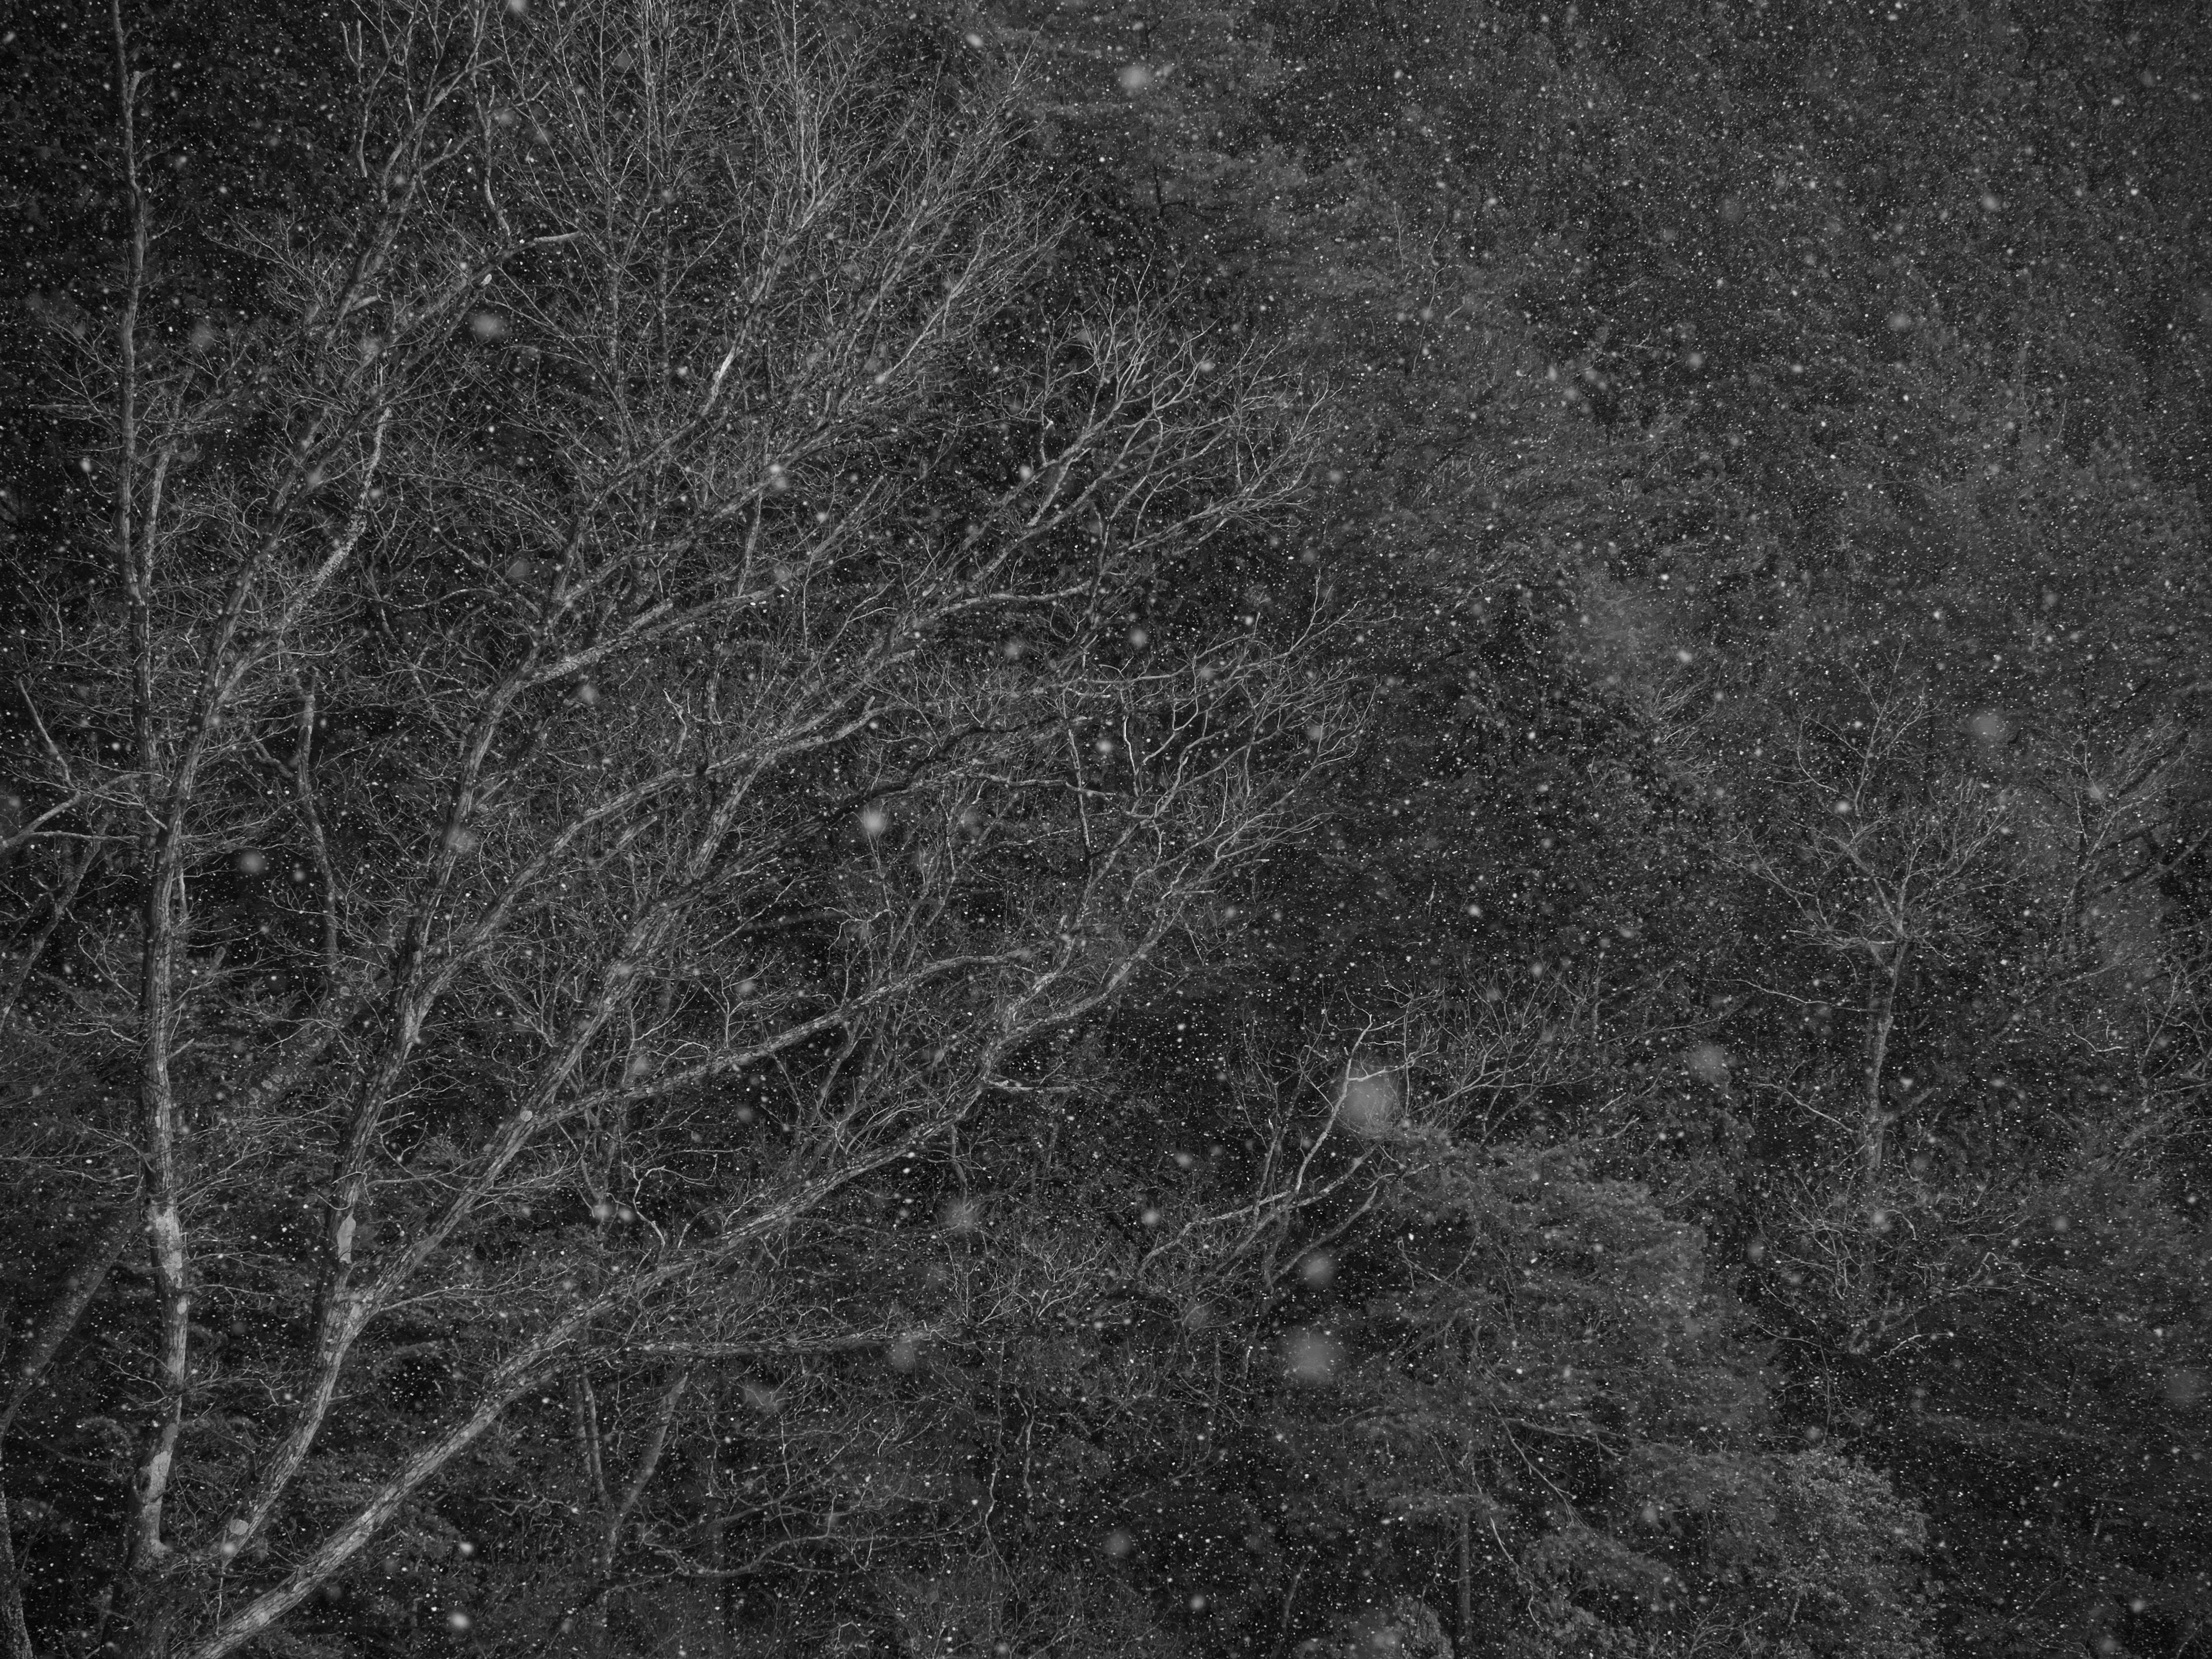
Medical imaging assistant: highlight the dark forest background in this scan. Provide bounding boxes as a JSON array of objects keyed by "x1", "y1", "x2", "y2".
[{"x1": 2, "y1": 1, "x2": 2209, "y2": 1656}]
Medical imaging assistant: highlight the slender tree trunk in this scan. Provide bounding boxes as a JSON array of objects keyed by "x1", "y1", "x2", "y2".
[
  {"x1": 0, "y1": 1197, "x2": 142, "y2": 1659},
  {"x1": 566, "y1": 1367, "x2": 690, "y2": 1655},
  {"x1": 2, "y1": 1200, "x2": 141, "y2": 1437},
  {"x1": 107, "y1": 0, "x2": 194, "y2": 1618},
  {"x1": 0, "y1": 1480, "x2": 33, "y2": 1659},
  {"x1": 1862, "y1": 940, "x2": 1910, "y2": 1183},
  {"x1": 1456, "y1": 1509, "x2": 1472, "y2": 1658},
  {"x1": 596, "y1": 1370, "x2": 687, "y2": 1626}
]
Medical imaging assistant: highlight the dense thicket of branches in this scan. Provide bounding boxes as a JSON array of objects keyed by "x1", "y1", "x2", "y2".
[{"x1": 2, "y1": 1, "x2": 2207, "y2": 1657}]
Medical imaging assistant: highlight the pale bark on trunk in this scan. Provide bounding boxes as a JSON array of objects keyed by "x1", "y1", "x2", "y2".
[{"x1": 0, "y1": 1484, "x2": 31, "y2": 1659}]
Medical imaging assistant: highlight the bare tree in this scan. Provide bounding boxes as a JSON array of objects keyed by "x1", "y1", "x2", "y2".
[
  {"x1": 1715, "y1": 685, "x2": 2212, "y2": 1363},
  {"x1": 0, "y1": 2, "x2": 1349, "y2": 1652},
  {"x1": 1726, "y1": 685, "x2": 2009, "y2": 1184}
]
